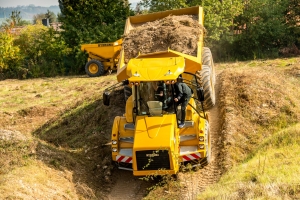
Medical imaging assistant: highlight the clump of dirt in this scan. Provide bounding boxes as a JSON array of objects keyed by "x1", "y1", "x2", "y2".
[
  {"x1": 285, "y1": 66, "x2": 300, "y2": 77},
  {"x1": 0, "y1": 129, "x2": 28, "y2": 141},
  {"x1": 123, "y1": 15, "x2": 203, "y2": 63}
]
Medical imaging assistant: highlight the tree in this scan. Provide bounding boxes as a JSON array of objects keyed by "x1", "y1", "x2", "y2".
[
  {"x1": 1, "y1": 10, "x2": 30, "y2": 33},
  {"x1": 45, "y1": 10, "x2": 57, "y2": 23},
  {"x1": 33, "y1": 10, "x2": 57, "y2": 24},
  {"x1": 14, "y1": 25, "x2": 70, "y2": 77},
  {"x1": 0, "y1": 32, "x2": 21, "y2": 72},
  {"x1": 232, "y1": 0, "x2": 289, "y2": 59},
  {"x1": 139, "y1": 0, "x2": 187, "y2": 12},
  {"x1": 58, "y1": 0, "x2": 131, "y2": 46},
  {"x1": 57, "y1": 0, "x2": 131, "y2": 73}
]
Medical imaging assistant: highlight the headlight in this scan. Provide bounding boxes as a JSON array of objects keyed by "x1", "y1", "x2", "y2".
[
  {"x1": 199, "y1": 144, "x2": 204, "y2": 149},
  {"x1": 112, "y1": 140, "x2": 117, "y2": 145},
  {"x1": 112, "y1": 148, "x2": 118, "y2": 152},
  {"x1": 199, "y1": 136, "x2": 204, "y2": 141}
]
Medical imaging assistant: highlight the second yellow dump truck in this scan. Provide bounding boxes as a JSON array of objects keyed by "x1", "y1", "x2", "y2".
[
  {"x1": 81, "y1": 39, "x2": 122, "y2": 77},
  {"x1": 103, "y1": 6, "x2": 215, "y2": 176}
]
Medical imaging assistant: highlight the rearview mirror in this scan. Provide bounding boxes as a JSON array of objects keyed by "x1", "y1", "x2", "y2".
[
  {"x1": 103, "y1": 91, "x2": 110, "y2": 106},
  {"x1": 197, "y1": 87, "x2": 205, "y2": 102}
]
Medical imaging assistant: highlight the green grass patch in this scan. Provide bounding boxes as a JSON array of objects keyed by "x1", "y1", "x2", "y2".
[{"x1": 198, "y1": 124, "x2": 300, "y2": 199}]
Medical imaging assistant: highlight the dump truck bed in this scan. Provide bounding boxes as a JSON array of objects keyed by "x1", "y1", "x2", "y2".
[
  {"x1": 117, "y1": 6, "x2": 204, "y2": 82},
  {"x1": 81, "y1": 39, "x2": 122, "y2": 60}
]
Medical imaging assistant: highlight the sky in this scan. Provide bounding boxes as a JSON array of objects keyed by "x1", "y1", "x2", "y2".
[{"x1": 0, "y1": 0, "x2": 140, "y2": 7}]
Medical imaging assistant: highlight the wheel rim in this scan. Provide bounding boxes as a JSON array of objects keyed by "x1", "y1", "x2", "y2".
[{"x1": 88, "y1": 63, "x2": 99, "y2": 74}]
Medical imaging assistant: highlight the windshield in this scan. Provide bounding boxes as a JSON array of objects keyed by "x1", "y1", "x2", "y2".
[{"x1": 137, "y1": 81, "x2": 174, "y2": 116}]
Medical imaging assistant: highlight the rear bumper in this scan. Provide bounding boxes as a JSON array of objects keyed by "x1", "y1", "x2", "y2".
[{"x1": 133, "y1": 169, "x2": 178, "y2": 176}]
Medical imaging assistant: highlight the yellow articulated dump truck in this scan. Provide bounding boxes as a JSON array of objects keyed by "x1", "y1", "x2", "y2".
[
  {"x1": 81, "y1": 39, "x2": 122, "y2": 77},
  {"x1": 103, "y1": 6, "x2": 215, "y2": 176}
]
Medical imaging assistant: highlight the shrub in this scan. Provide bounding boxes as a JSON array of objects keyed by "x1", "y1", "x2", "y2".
[{"x1": 0, "y1": 32, "x2": 23, "y2": 79}]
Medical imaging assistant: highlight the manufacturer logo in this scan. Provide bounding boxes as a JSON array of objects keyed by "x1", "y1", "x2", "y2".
[{"x1": 146, "y1": 153, "x2": 159, "y2": 157}]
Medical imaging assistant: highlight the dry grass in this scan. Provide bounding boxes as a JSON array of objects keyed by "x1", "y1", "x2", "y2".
[
  {"x1": 198, "y1": 124, "x2": 300, "y2": 200},
  {"x1": 218, "y1": 58, "x2": 300, "y2": 168},
  {"x1": 0, "y1": 74, "x2": 125, "y2": 199},
  {"x1": 144, "y1": 57, "x2": 300, "y2": 199},
  {"x1": 1, "y1": 57, "x2": 299, "y2": 199},
  {"x1": 196, "y1": 57, "x2": 300, "y2": 199}
]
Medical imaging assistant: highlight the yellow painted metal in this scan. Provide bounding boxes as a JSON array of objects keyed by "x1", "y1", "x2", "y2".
[
  {"x1": 127, "y1": 57, "x2": 185, "y2": 82},
  {"x1": 131, "y1": 115, "x2": 180, "y2": 175},
  {"x1": 117, "y1": 6, "x2": 204, "y2": 82},
  {"x1": 88, "y1": 63, "x2": 99, "y2": 74},
  {"x1": 81, "y1": 39, "x2": 122, "y2": 71},
  {"x1": 118, "y1": 117, "x2": 134, "y2": 138},
  {"x1": 111, "y1": 116, "x2": 120, "y2": 161},
  {"x1": 133, "y1": 169, "x2": 177, "y2": 176},
  {"x1": 125, "y1": 95, "x2": 133, "y2": 123}
]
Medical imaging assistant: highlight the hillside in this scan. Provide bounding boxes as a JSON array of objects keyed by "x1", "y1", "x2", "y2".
[
  {"x1": 0, "y1": 5, "x2": 60, "y2": 21},
  {"x1": 0, "y1": 57, "x2": 299, "y2": 199}
]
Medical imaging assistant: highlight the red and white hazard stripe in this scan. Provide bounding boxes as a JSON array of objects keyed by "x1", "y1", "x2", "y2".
[
  {"x1": 182, "y1": 153, "x2": 201, "y2": 162},
  {"x1": 116, "y1": 155, "x2": 132, "y2": 163}
]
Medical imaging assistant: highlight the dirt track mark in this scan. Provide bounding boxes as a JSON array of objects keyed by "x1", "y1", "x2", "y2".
[
  {"x1": 179, "y1": 70, "x2": 224, "y2": 199},
  {"x1": 107, "y1": 170, "x2": 152, "y2": 200}
]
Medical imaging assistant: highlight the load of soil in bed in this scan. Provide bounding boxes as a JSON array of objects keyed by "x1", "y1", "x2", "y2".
[{"x1": 122, "y1": 15, "x2": 203, "y2": 63}]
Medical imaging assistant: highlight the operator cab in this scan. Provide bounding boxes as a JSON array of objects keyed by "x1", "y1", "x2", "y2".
[{"x1": 137, "y1": 81, "x2": 173, "y2": 116}]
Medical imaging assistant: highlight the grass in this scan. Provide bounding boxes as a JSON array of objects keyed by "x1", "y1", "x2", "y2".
[
  {"x1": 0, "y1": 74, "x2": 122, "y2": 199},
  {"x1": 198, "y1": 124, "x2": 300, "y2": 200},
  {"x1": 0, "y1": 57, "x2": 299, "y2": 199},
  {"x1": 145, "y1": 57, "x2": 300, "y2": 199}
]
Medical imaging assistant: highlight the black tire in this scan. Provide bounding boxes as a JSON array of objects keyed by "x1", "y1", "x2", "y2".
[
  {"x1": 196, "y1": 65, "x2": 215, "y2": 110},
  {"x1": 202, "y1": 47, "x2": 216, "y2": 85},
  {"x1": 196, "y1": 47, "x2": 216, "y2": 110},
  {"x1": 124, "y1": 85, "x2": 132, "y2": 102},
  {"x1": 85, "y1": 59, "x2": 104, "y2": 77}
]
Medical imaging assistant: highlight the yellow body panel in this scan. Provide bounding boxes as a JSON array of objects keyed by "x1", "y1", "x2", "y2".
[
  {"x1": 81, "y1": 39, "x2": 122, "y2": 71},
  {"x1": 133, "y1": 115, "x2": 176, "y2": 149},
  {"x1": 127, "y1": 57, "x2": 185, "y2": 82},
  {"x1": 132, "y1": 115, "x2": 179, "y2": 175}
]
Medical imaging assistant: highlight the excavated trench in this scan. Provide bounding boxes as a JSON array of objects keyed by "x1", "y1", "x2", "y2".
[{"x1": 106, "y1": 71, "x2": 224, "y2": 200}]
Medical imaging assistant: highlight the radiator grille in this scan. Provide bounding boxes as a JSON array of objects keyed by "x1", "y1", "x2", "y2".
[{"x1": 136, "y1": 150, "x2": 170, "y2": 170}]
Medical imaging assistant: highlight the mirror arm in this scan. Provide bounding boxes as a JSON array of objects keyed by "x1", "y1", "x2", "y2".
[{"x1": 187, "y1": 103, "x2": 206, "y2": 119}]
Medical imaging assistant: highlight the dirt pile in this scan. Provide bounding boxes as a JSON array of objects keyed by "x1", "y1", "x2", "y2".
[{"x1": 123, "y1": 15, "x2": 203, "y2": 63}]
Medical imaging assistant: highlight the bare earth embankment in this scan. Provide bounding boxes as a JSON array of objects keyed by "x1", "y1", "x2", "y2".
[{"x1": 0, "y1": 57, "x2": 300, "y2": 199}]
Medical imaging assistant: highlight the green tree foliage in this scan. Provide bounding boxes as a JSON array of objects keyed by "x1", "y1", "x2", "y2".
[
  {"x1": 45, "y1": 10, "x2": 57, "y2": 23},
  {"x1": 14, "y1": 25, "x2": 70, "y2": 77},
  {"x1": 232, "y1": 0, "x2": 290, "y2": 59},
  {"x1": 0, "y1": 32, "x2": 22, "y2": 74},
  {"x1": 58, "y1": 0, "x2": 131, "y2": 46},
  {"x1": 139, "y1": 0, "x2": 187, "y2": 12},
  {"x1": 58, "y1": 0, "x2": 131, "y2": 72},
  {"x1": 285, "y1": 0, "x2": 300, "y2": 46}
]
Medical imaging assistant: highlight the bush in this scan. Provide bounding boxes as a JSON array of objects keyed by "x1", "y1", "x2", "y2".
[
  {"x1": 14, "y1": 25, "x2": 71, "y2": 78},
  {"x1": 0, "y1": 32, "x2": 23, "y2": 79}
]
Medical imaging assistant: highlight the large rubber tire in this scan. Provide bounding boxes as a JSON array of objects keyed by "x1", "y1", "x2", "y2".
[
  {"x1": 196, "y1": 47, "x2": 216, "y2": 110},
  {"x1": 202, "y1": 47, "x2": 216, "y2": 85},
  {"x1": 196, "y1": 65, "x2": 215, "y2": 110},
  {"x1": 124, "y1": 85, "x2": 132, "y2": 102},
  {"x1": 85, "y1": 59, "x2": 104, "y2": 77}
]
